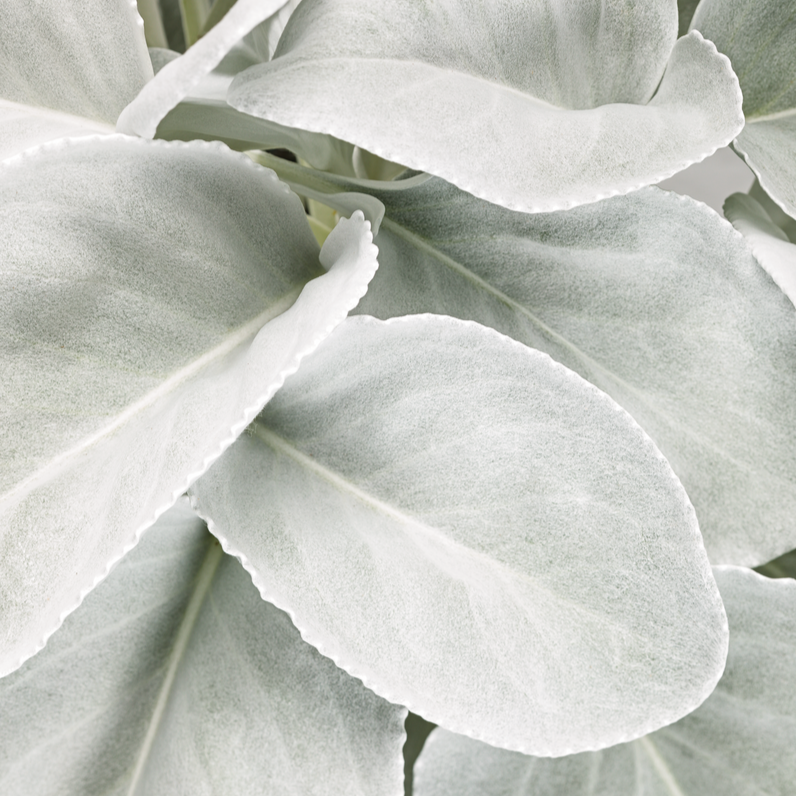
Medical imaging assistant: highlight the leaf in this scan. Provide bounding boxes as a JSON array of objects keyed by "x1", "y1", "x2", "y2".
[
  {"x1": 1, "y1": 0, "x2": 152, "y2": 125},
  {"x1": 191, "y1": 314, "x2": 728, "y2": 756},
  {"x1": 692, "y1": 0, "x2": 796, "y2": 217},
  {"x1": 265, "y1": 162, "x2": 796, "y2": 566},
  {"x1": 227, "y1": 0, "x2": 743, "y2": 213},
  {"x1": 0, "y1": 135, "x2": 378, "y2": 677},
  {"x1": 116, "y1": 0, "x2": 292, "y2": 138},
  {"x1": 414, "y1": 566, "x2": 796, "y2": 796},
  {"x1": 0, "y1": 499, "x2": 406, "y2": 795},
  {"x1": 725, "y1": 192, "x2": 796, "y2": 309},
  {"x1": 158, "y1": 0, "x2": 187, "y2": 53}
]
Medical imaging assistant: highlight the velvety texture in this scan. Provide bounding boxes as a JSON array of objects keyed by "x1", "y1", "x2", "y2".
[{"x1": 192, "y1": 314, "x2": 728, "y2": 756}]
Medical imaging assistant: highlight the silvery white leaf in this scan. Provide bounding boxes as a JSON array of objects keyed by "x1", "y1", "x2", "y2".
[
  {"x1": 297, "y1": 173, "x2": 796, "y2": 567},
  {"x1": 1, "y1": 0, "x2": 152, "y2": 125},
  {"x1": 191, "y1": 314, "x2": 728, "y2": 756},
  {"x1": 116, "y1": 0, "x2": 292, "y2": 138},
  {"x1": 414, "y1": 566, "x2": 796, "y2": 796},
  {"x1": 692, "y1": 0, "x2": 796, "y2": 217},
  {"x1": 0, "y1": 499, "x2": 406, "y2": 796},
  {"x1": 725, "y1": 192, "x2": 796, "y2": 308},
  {"x1": 227, "y1": 0, "x2": 743, "y2": 213},
  {"x1": 0, "y1": 135, "x2": 378, "y2": 677}
]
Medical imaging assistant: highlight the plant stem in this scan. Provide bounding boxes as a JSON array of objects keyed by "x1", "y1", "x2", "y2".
[{"x1": 179, "y1": 0, "x2": 212, "y2": 47}]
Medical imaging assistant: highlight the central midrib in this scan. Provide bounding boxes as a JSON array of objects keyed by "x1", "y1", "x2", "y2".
[
  {"x1": 1, "y1": 284, "x2": 303, "y2": 505},
  {"x1": 126, "y1": 539, "x2": 224, "y2": 796},
  {"x1": 248, "y1": 421, "x2": 671, "y2": 640},
  {"x1": 638, "y1": 736, "x2": 689, "y2": 796}
]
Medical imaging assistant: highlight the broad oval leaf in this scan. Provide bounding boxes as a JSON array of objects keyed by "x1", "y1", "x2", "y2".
[
  {"x1": 268, "y1": 162, "x2": 796, "y2": 566},
  {"x1": 692, "y1": 0, "x2": 796, "y2": 217},
  {"x1": 414, "y1": 566, "x2": 796, "y2": 796},
  {"x1": 0, "y1": 499, "x2": 406, "y2": 795},
  {"x1": 191, "y1": 314, "x2": 728, "y2": 756},
  {"x1": 725, "y1": 192, "x2": 796, "y2": 309},
  {"x1": 227, "y1": 0, "x2": 742, "y2": 213},
  {"x1": 0, "y1": 135, "x2": 378, "y2": 677}
]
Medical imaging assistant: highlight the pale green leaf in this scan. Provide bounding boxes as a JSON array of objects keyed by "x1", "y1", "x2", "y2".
[
  {"x1": 1, "y1": 0, "x2": 152, "y2": 125},
  {"x1": 227, "y1": 0, "x2": 742, "y2": 213},
  {"x1": 137, "y1": 0, "x2": 169, "y2": 49},
  {"x1": 414, "y1": 566, "x2": 796, "y2": 796},
  {"x1": 0, "y1": 499, "x2": 406, "y2": 795},
  {"x1": 0, "y1": 136, "x2": 378, "y2": 677},
  {"x1": 191, "y1": 314, "x2": 728, "y2": 756},
  {"x1": 724, "y1": 192, "x2": 796, "y2": 308},
  {"x1": 692, "y1": 0, "x2": 796, "y2": 217}
]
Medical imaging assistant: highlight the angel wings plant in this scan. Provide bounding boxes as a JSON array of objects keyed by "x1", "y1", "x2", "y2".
[{"x1": 1, "y1": 0, "x2": 795, "y2": 794}]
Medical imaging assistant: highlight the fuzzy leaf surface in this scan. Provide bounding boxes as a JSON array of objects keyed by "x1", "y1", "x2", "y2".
[
  {"x1": 192, "y1": 314, "x2": 728, "y2": 756},
  {"x1": 228, "y1": 0, "x2": 742, "y2": 212},
  {"x1": 290, "y1": 171, "x2": 796, "y2": 566},
  {"x1": 259, "y1": 162, "x2": 796, "y2": 567},
  {"x1": 0, "y1": 136, "x2": 378, "y2": 677},
  {"x1": 414, "y1": 566, "x2": 796, "y2": 796},
  {"x1": 1, "y1": 0, "x2": 152, "y2": 125}
]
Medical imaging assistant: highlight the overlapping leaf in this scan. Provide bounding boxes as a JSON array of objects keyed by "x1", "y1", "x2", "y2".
[
  {"x1": 0, "y1": 500, "x2": 406, "y2": 795},
  {"x1": 226, "y1": 0, "x2": 743, "y2": 212},
  {"x1": 0, "y1": 135, "x2": 378, "y2": 677},
  {"x1": 191, "y1": 314, "x2": 728, "y2": 756},
  {"x1": 263, "y1": 159, "x2": 796, "y2": 565},
  {"x1": 142, "y1": 1, "x2": 403, "y2": 179},
  {"x1": 692, "y1": 0, "x2": 796, "y2": 217},
  {"x1": 414, "y1": 566, "x2": 796, "y2": 796}
]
